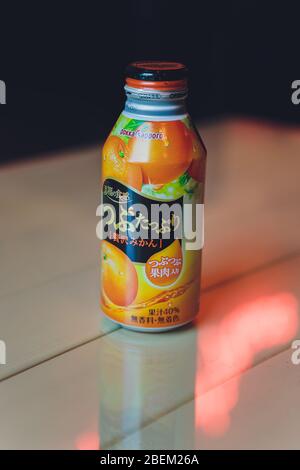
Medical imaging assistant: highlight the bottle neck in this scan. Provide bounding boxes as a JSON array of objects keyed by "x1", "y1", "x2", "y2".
[{"x1": 123, "y1": 85, "x2": 188, "y2": 121}]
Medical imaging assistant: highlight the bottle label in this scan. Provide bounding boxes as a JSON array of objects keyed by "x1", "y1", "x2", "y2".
[{"x1": 99, "y1": 113, "x2": 206, "y2": 329}]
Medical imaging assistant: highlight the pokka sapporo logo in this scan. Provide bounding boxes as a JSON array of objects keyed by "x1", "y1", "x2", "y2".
[
  {"x1": 120, "y1": 126, "x2": 164, "y2": 140},
  {"x1": 96, "y1": 201, "x2": 204, "y2": 251}
]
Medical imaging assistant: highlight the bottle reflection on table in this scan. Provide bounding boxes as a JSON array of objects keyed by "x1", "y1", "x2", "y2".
[{"x1": 98, "y1": 325, "x2": 197, "y2": 450}]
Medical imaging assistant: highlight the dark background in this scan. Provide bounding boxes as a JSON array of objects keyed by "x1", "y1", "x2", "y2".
[{"x1": 0, "y1": 1, "x2": 299, "y2": 163}]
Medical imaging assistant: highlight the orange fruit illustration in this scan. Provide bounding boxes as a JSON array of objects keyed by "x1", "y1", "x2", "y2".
[
  {"x1": 187, "y1": 130, "x2": 207, "y2": 183},
  {"x1": 102, "y1": 135, "x2": 143, "y2": 191},
  {"x1": 101, "y1": 241, "x2": 138, "y2": 306},
  {"x1": 127, "y1": 121, "x2": 193, "y2": 185},
  {"x1": 145, "y1": 239, "x2": 183, "y2": 287}
]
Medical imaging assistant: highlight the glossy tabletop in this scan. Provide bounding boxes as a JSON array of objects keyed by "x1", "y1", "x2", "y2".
[{"x1": 0, "y1": 119, "x2": 300, "y2": 449}]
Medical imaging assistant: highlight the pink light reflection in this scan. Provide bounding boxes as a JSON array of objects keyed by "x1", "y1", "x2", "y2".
[
  {"x1": 195, "y1": 292, "x2": 298, "y2": 437},
  {"x1": 75, "y1": 431, "x2": 100, "y2": 450}
]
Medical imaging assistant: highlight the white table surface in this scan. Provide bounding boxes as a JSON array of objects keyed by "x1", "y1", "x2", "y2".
[{"x1": 0, "y1": 119, "x2": 300, "y2": 449}]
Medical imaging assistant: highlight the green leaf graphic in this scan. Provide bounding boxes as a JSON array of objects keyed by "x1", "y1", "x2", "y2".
[
  {"x1": 124, "y1": 119, "x2": 144, "y2": 132},
  {"x1": 112, "y1": 114, "x2": 130, "y2": 137}
]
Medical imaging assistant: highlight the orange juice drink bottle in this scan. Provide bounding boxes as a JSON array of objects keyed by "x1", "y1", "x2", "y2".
[{"x1": 99, "y1": 61, "x2": 206, "y2": 331}]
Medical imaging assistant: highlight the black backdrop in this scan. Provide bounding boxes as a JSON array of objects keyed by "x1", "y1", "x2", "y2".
[{"x1": 1, "y1": 1, "x2": 299, "y2": 162}]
